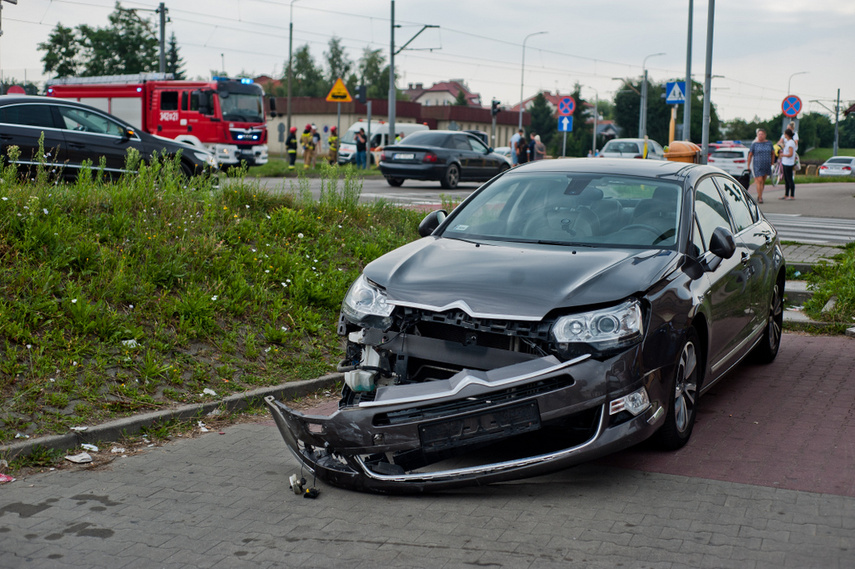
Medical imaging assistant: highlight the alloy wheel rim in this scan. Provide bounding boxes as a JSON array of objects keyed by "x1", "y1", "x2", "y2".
[
  {"x1": 768, "y1": 283, "x2": 783, "y2": 350},
  {"x1": 674, "y1": 342, "x2": 698, "y2": 433}
]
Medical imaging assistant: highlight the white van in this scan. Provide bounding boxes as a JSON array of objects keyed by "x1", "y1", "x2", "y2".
[{"x1": 337, "y1": 120, "x2": 428, "y2": 166}]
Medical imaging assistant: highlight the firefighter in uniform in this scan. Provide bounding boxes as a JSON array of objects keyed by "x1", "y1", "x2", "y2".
[
  {"x1": 286, "y1": 126, "x2": 298, "y2": 170},
  {"x1": 300, "y1": 124, "x2": 314, "y2": 169},
  {"x1": 327, "y1": 126, "x2": 339, "y2": 164}
]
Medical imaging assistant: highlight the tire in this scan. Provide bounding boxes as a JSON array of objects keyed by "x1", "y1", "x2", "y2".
[
  {"x1": 656, "y1": 327, "x2": 701, "y2": 451},
  {"x1": 750, "y1": 278, "x2": 784, "y2": 364},
  {"x1": 440, "y1": 164, "x2": 460, "y2": 189},
  {"x1": 498, "y1": 163, "x2": 510, "y2": 174},
  {"x1": 386, "y1": 177, "x2": 404, "y2": 187},
  {"x1": 179, "y1": 161, "x2": 194, "y2": 179}
]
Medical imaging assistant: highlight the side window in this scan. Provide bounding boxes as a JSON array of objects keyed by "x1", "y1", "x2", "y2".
[
  {"x1": 58, "y1": 107, "x2": 125, "y2": 136},
  {"x1": 453, "y1": 136, "x2": 470, "y2": 151},
  {"x1": 715, "y1": 176, "x2": 755, "y2": 232},
  {"x1": 181, "y1": 92, "x2": 188, "y2": 111},
  {"x1": 694, "y1": 177, "x2": 732, "y2": 252},
  {"x1": 160, "y1": 91, "x2": 179, "y2": 111},
  {"x1": 468, "y1": 137, "x2": 489, "y2": 153},
  {"x1": 0, "y1": 104, "x2": 56, "y2": 128}
]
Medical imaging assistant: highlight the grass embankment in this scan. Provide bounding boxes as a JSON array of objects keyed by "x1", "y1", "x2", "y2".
[
  {"x1": 247, "y1": 156, "x2": 384, "y2": 178},
  {"x1": 0, "y1": 155, "x2": 422, "y2": 444},
  {"x1": 803, "y1": 242, "x2": 855, "y2": 326}
]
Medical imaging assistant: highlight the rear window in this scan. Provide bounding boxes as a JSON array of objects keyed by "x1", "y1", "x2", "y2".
[
  {"x1": 711, "y1": 150, "x2": 746, "y2": 159},
  {"x1": 603, "y1": 141, "x2": 641, "y2": 154},
  {"x1": 826, "y1": 158, "x2": 853, "y2": 165},
  {"x1": 401, "y1": 131, "x2": 449, "y2": 147}
]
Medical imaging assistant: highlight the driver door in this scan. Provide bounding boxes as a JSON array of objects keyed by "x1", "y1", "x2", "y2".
[{"x1": 57, "y1": 105, "x2": 138, "y2": 176}]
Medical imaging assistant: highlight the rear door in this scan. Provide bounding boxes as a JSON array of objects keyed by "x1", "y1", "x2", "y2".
[
  {"x1": 451, "y1": 134, "x2": 483, "y2": 180},
  {"x1": 0, "y1": 102, "x2": 68, "y2": 176}
]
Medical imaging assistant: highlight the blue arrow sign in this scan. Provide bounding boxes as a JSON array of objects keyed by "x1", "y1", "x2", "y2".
[
  {"x1": 558, "y1": 116, "x2": 573, "y2": 132},
  {"x1": 665, "y1": 81, "x2": 686, "y2": 104}
]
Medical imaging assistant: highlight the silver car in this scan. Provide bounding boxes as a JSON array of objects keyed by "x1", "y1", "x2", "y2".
[
  {"x1": 818, "y1": 156, "x2": 855, "y2": 177},
  {"x1": 599, "y1": 138, "x2": 666, "y2": 160}
]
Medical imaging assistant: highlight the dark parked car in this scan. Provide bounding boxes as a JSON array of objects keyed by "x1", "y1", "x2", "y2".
[
  {"x1": 267, "y1": 159, "x2": 785, "y2": 493},
  {"x1": 378, "y1": 130, "x2": 509, "y2": 189},
  {"x1": 0, "y1": 95, "x2": 216, "y2": 179}
]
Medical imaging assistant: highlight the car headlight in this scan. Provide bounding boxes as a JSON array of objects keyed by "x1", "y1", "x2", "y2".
[
  {"x1": 341, "y1": 274, "x2": 394, "y2": 329},
  {"x1": 551, "y1": 299, "x2": 643, "y2": 350}
]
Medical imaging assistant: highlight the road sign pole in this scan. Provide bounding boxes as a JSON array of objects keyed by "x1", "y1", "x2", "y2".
[
  {"x1": 337, "y1": 103, "x2": 341, "y2": 141},
  {"x1": 563, "y1": 132, "x2": 567, "y2": 157}
]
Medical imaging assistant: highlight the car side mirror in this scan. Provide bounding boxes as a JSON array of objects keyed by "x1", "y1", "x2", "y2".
[
  {"x1": 709, "y1": 226, "x2": 736, "y2": 260},
  {"x1": 418, "y1": 210, "x2": 447, "y2": 237},
  {"x1": 122, "y1": 128, "x2": 134, "y2": 140}
]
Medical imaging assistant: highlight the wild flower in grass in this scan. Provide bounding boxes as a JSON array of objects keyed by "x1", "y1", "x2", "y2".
[{"x1": 211, "y1": 295, "x2": 218, "y2": 301}]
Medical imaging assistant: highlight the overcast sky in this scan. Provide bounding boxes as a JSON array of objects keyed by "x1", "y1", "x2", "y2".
[{"x1": 2, "y1": 0, "x2": 852, "y2": 123}]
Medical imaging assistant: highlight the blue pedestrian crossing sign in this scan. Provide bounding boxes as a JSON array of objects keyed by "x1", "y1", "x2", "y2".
[
  {"x1": 558, "y1": 115, "x2": 573, "y2": 132},
  {"x1": 665, "y1": 81, "x2": 686, "y2": 105}
]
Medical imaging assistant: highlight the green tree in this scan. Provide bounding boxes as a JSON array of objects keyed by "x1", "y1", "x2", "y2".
[
  {"x1": 291, "y1": 44, "x2": 325, "y2": 97},
  {"x1": 453, "y1": 90, "x2": 468, "y2": 106},
  {"x1": 324, "y1": 37, "x2": 352, "y2": 87},
  {"x1": 38, "y1": 24, "x2": 81, "y2": 78},
  {"x1": 528, "y1": 93, "x2": 555, "y2": 148},
  {"x1": 78, "y1": 4, "x2": 159, "y2": 76},
  {"x1": 166, "y1": 32, "x2": 186, "y2": 79},
  {"x1": 38, "y1": 3, "x2": 160, "y2": 77},
  {"x1": 358, "y1": 47, "x2": 387, "y2": 99}
]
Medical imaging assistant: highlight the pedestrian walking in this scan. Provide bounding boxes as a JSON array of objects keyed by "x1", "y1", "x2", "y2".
[
  {"x1": 779, "y1": 128, "x2": 797, "y2": 200},
  {"x1": 355, "y1": 128, "x2": 367, "y2": 169},
  {"x1": 747, "y1": 128, "x2": 774, "y2": 203},
  {"x1": 529, "y1": 132, "x2": 537, "y2": 162},
  {"x1": 286, "y1": 126, "x2": 298, "y2": 170},
  {"x1": 300, "y1": 124, "x2": 315, "y2": 170}
]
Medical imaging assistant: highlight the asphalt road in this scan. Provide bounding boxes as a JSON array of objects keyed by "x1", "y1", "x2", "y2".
[{"x1": 1, "y1": 334, "x2": 854, "y2": 569}]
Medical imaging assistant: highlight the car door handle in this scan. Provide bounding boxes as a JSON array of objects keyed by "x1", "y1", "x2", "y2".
[{"x1": 69, "y1": 142, "x2": 86, "y2": 149}]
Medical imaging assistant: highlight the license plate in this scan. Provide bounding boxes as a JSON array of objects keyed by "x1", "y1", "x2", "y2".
[
  {"x1": 394, "y1": 153, "x2": 415, "y2": 160},
  {"x1": 419, "y1": 401, "x2": 541, "y2": 452}
]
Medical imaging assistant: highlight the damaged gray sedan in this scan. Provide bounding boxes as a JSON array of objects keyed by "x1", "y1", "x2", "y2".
[{"x1": 267, "y1": 159, "x2": 785, "y2": 493}]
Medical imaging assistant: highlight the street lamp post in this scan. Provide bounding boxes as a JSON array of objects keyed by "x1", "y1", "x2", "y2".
[
  {"x1": 518, "y1": 31, "x2": 547, "y2": 130},
  {"x1": 287, "y1": 0, "x2": 301, "y2": 133},
  {"x1": 787, "y1": 71, "x2": 808, "y2": 95},
  {"x1": 639, "y1": 52, "x2": 665, "y2": 140}
]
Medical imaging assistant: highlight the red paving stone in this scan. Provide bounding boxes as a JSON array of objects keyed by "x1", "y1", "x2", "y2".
[{"x1": 600, "y1": 333, "x2": 855, "y2": 497}]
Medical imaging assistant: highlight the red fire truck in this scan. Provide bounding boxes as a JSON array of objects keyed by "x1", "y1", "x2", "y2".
[{"x1": 47, "y1": 74, "x2": 268, "y2": 167}]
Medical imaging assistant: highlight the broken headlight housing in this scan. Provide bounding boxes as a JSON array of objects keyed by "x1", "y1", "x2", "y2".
[
  {"x1": 341, "y1": 274, "x2": 394, "y2": 329},
  {"x1": 550, "y1": 299, "x2": 643, "y2": 353}
]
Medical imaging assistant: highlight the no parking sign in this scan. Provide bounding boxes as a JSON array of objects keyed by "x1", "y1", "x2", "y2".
[{"x1": 782, "y1": 95, "x2": 802, "y2": 118}]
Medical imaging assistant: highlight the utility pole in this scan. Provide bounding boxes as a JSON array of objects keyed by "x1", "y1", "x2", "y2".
[
  {"x1": 157, "y1": 2, "x2": 167, "y2": 74},
  {"x1": 700, "y1": 0, "x2": 715, "y2": 164},
  {"x1": 683, "y1": 0, "x2": 693, "y2": 141},
  {"x1": 389, "y1": 0, "x2": 396, "y2": 150}
]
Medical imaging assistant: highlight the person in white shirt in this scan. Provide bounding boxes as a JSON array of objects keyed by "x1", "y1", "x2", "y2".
[{"x1": 779, "y1": 128, "x2": 797, "y2": 200}]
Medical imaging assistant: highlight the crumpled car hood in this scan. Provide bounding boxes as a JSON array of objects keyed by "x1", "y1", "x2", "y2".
[{"x1": 363, "y1": 237, "x2": 678, "y2": 319}]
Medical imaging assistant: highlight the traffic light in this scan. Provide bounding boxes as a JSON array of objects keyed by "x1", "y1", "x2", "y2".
[
  {"x1": 491, "y1": 100, "x2": 500, "y2": 117},
  {"x1": 355, "y1": 85, "x2": 367, "y2": 104}
]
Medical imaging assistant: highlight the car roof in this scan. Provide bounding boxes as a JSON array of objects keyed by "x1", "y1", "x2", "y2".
[
  {"x1": 0, "y1": 94, "x2": 136, "y2": 127},
  {"x1": 510, "y1": 157, "x2": 713, "y2": 182}
]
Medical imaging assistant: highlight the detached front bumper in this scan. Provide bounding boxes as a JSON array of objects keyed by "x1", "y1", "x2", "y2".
[{"x1": 265, "y1": 354, "x2": 667, "y2": 493}]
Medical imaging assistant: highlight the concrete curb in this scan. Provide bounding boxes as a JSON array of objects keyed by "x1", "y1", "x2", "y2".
[{"x1": 0, "y1": 374, "x2": 342, "y2": 461}]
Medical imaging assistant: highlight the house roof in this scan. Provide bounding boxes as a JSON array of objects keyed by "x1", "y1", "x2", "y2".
[{"x1": 405, "y1": 80, "x2": 481, "y2": 106}]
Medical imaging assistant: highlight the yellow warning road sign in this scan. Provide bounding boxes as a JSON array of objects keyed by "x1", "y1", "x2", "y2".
[{"x1": 325, "y1": 78, "x2": 352, "y2": 103}]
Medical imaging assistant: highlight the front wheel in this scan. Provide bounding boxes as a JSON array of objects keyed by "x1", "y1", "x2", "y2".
[
  {"x1": 656, "y1": 328, "x2": 701, "y2": 451},
  {"x1": 750, "y1": 279, "x2": 783, "y2": 364},
  {"x1": 440, "y1": 164, "x2": 459, "y2": 189},
  {"x1": 386, "y1": 177, "x2": 404, "y2": 187}
]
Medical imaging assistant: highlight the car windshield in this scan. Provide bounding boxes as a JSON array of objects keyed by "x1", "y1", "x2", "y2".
[
  {"x1": 441, "y1": 171, "x2": 682, "y2": 248},
  {"x1": 219, "y1": 92, "x2": 264, "y2": 123}
]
